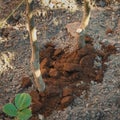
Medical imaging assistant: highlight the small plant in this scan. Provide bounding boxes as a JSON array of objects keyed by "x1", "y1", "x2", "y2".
[{"x1": 3, "y1": 93, "x2": 32, "y2": 120}]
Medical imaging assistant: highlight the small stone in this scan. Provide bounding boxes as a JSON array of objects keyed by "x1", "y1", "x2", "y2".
[
  {"x1": 49, "y1": 2, "x2": 54, "y2": 9},
  {"x1": 76, "y1": 83, "x2": 81, "y2": 87},
  {"x1": 41, "y1": 68, "x2": 48, "y2": 77},
  {"x1": 101, "y1": 39, "x2": 110, "y2": 46},
  {"x1": 54, "y1": 49, "x2": 62, "y2": 56},
  {"x1": 66, "y1": 22, "x2": 81, "y2": 38},
  {"x1": 5, "y1": 88, "x2": 11, "y2": 93},
  {"x1": 115, "y1": 43, "x2": 120, "y2": 48},
  {"x1": 115, "y1": 97, "x2": 120, "y2": 108},
  {"x1": 30, "y1": 90, "x2": 40, "y2": 102},
  {"x1": 85, "y1": 35, "x2": 93, "y2": 43},
  {"x1": 81, "y1": 81, "x2": 84, "y2": 84},
  {"x1": 31, "y1": 101, "x2": 43, "y2": 113},
  {"x1": 30, "y1": 117, "x2": 38, "y2": 120},
  {"x1": 16, "y1": 84, "x2": 21, "y2": 89},
  {"x1": 106, "y1": 28, "x2": 114, "y2": 35},
  {"x1": 41, "y1": 58, "x2": 49, "y2": 68},
  {"x1": 99, "y1": 1, "x2": 106, "y2": 7},
  {"x1": 41, "y1": 86, "x2": 60, "y2": 98},
  {"x1": 49, "y1": 68, "x2": 59, "y2": 78},
  {"x1": 91, "y1": 80, "x2": 95, "y2": 85},
  {"x1": 61, "y1": 96, "x2": 73, "y2": 107},
  {"x1": 41, "y1": 0, "x2": 50, "y2": 6},
  {"x1": 38, "y1": 114, "x2": 45, "y2": 120},
  {"x1": 63, "y1": 63, "x2": 82, "y2": 72},
  {"x1": 62, "y1": 87, "x2": 73, "y2": 97},
  {"x1": 95, "y1": 71, "x2": 103, "y2": 82},
  {"x1": 67, "y1": 16, "x2": 70, "y2": 20},
  {"x1": 94, "y1": 61, "x2": 102, "y2": 68},
  {"x1": 21, "y1": 77, "x2": 32, "y2": 88}
]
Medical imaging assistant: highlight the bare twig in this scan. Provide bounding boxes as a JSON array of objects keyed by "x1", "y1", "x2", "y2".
[
  {"x1": 26, "y1": 0, "x2": 45, "y2": 92},
  {"x1": 76, "y1": 0, "x2": 92, "y2": 33}
]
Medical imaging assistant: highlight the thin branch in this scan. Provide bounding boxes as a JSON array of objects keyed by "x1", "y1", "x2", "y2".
[{"x1": 26, "y1": 0, "x2": 45, "y2": 92}]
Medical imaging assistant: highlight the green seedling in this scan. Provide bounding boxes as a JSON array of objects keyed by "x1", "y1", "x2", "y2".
[{"x1": 3, "y1": 93, "x2": 32, "y2": 120}]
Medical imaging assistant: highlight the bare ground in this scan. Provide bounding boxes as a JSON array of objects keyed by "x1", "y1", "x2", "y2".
[{"x1": 0, "y1": 0, "x2": 120, "y2": 120}]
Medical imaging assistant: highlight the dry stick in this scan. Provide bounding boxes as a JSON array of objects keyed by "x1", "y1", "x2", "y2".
[
  {"x1": 76, "y1": 0, "x2": 92, "y2": 48},
  {"x1": 76, "y1": 0, "x2": 92, "y2": 33},
  {"x1": 26, "y1": 0, "x2": 45, "y2": 92}
]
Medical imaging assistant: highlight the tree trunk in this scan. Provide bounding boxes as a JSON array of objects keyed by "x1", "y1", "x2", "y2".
[{"x1": 26, "y1": 0, "x2": 45, "y2": 92}]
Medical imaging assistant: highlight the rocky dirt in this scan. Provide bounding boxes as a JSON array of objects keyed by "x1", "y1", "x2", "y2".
[{"x1": 0, "y1": 0, "x2": 120, "y2": 120}]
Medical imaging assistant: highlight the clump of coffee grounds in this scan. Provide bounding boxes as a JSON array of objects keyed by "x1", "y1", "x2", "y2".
[{"x1": 29, "y1": 38, "x2": 116, "y2": 119}]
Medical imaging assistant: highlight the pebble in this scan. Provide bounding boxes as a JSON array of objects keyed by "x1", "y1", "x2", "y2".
[
  {"x1": 76, "y1": 83, "x2": 81, "y2": 87},
  {"x1": 41, "y1": 0, "x2": 50, "y2": 6},
  {"x1": 38, "y1": 114, "x2": 45, "y2": 120},
  {"x1": 93, "y1": 42, "x2": 102, "y2": 50},
  {"x1": 91, "y1": 80, "x2": 95, "y2": 85},
  {"x1": 4, "y1": 88, "x2": 11, "y2": 93},
  {"x1": 101, "y1": 39, "x2": 110, "y2": 46},
  {"x1": 99, "y1": 1, "x2": 106, "y2": 7},
  {"x1": 115, "y1": 43, "x2": 120, "y2": 48},
  {"x1": 94, "y1": 60, "x2": 102, "y2": 68}
]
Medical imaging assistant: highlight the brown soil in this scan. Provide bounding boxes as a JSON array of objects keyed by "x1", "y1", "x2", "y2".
[
  {"x1": 0, "y1": 1, "x2": 119, "y2": 120},
  {"x1": 21, "y1": 38, "x2": 116, "y2": 119}
]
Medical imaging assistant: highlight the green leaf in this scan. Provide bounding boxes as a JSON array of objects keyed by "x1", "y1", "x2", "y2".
[
  {"x1": 3, "y1": 103, "x2": 17, "y2": 117},
  {"x1": 15, "y1": 93, "x2": 31, "y2": 110},
  {"x1": 17, "y1": 109, "x2": 32, "y2": 120}
]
